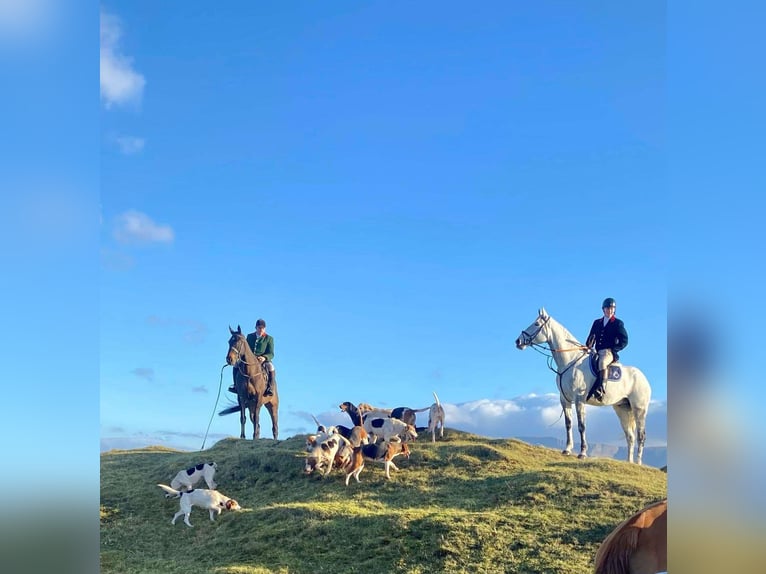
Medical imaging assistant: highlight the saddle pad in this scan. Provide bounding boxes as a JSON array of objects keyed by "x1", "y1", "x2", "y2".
[{"x1": 589, "y1": 355, "x2": 623, "y2": 381}]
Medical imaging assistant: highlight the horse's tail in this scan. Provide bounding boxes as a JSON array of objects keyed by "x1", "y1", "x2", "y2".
[
  {"x1": 218, "y1": 405, "x2": 241, "y2": 416},
  {"x1": 593, "y1": 518, "x2": 640, "y2": 574}
]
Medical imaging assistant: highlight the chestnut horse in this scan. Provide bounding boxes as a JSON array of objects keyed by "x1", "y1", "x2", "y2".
[
  {"x1": 218, "y1": 325, "x2": 279, "y2": 440},
  {"x1": 594, "y1": 498, "x2": 667, "y2": 574}
]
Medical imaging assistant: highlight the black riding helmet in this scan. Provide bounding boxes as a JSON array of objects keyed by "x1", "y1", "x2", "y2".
[
  {"x1": 255, "y1": 318, "x2": 266, "y2": 328},
  {"x1": 602, "y1": 298, "x2": 616, "y2": 309}
]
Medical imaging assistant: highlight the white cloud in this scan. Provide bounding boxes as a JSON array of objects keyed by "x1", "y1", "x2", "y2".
[
  {"x1": 113, "y1": 135, "x2": 145, "y2": 154},
  {"x1": 113, "y1": 210, "x2": 174, "y2": 245},
  {"x1": 440, "y1": 395, "x2": 667, "y2": 446},
  {"x1": 100, "y1": 7, "x2": 145, "y2": 109}
]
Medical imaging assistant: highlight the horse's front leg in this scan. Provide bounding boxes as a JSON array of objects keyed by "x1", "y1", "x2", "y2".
[
  {"x1": 575, "y1": 400, "x2": 588, "y2": 459},
  {"x1": 251, "y1": 405, "x2": 261, "y2": 440},
  {"x1": 561, "y1": 395, "x2": 574, "y2": 456},
  {"x1": 239, "y1": 404, "x2": 247, "y2": 440}
]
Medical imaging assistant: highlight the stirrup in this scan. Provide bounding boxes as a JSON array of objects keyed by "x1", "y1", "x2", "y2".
[{"x1": 227, "y1": 385, "x2": 237, "y2": 394}]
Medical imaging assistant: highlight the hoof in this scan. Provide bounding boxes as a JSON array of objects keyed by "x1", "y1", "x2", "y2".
[
  {"x1": 561, "y1": 450, "x2": 572, "y2": 456},
  {"x1": 577, "y1": 453, "x2": 587, "y2": 459}
]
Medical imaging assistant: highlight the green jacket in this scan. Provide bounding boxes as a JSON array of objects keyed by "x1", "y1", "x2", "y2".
[{"x1": 246, "y1": 332, "x2": 274, "y2": 361}]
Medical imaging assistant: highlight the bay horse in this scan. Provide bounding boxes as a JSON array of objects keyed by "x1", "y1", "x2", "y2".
[
  {"x1": 218, "y1": 325, "x2": 279, "y2": 440},
  {"x1": 594, "y1": 498, "x2": 667, "y2": 574},
  {"x1": 515, "y1": 308, "x2": 652, "y2": 464}
]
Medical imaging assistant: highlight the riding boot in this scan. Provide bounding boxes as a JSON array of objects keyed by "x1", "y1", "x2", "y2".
[
  {"x1": 587, "y1": 371, "x2": 606, "y2": 402},
  {"x1": 593, "y1": 369, "x2": 608, "y2": 402},
  {"x1": 227, "y1": 385, "x2": 237, "y2": 394},
  {"x1": 264, "y1": 370, "x2": 275, "y2": 396}
]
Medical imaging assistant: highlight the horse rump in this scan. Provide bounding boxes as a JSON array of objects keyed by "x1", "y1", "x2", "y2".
[{"x1": 594, "y1": 499, "x2": 667, "y2": 574}]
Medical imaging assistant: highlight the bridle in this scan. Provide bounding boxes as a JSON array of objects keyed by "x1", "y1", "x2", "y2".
[
  {"x1": 227, "y1": 336, "x2": 259, "y2": 378},
  {"x1": 519, "y1": 314, "x2": 551, "y2": 349}
]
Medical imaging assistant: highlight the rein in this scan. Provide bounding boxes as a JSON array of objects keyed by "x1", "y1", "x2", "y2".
[
  {"x1": 228, "y1": 339, "x2": 262, "y2": 379},
  {"x1": 530, "y1": 343, "x2": 590, "y2": 379},
  {"x1": 200, "y1": 364, "x2": 228, "y2": 451}
]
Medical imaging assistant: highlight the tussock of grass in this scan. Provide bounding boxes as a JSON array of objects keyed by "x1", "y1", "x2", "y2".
[{"x1": 101, "y1": 430, "x2": 666, "y2": 573}]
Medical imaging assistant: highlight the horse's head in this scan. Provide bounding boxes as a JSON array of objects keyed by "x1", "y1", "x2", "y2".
[
  {"x1": 227, "y1": 325, "x2": 246, "y2": 366},
  {"x1": 515, "y1": 307, "x2": 551, "y2": 350}
]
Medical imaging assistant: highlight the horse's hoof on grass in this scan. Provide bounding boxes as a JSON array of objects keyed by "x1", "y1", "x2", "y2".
[
  {"x1": 562, "y1": 450, "x2": 572, "y2": 456},
  {"x1": 578, "y1": 453, "x2": 587, "y2": 459}
]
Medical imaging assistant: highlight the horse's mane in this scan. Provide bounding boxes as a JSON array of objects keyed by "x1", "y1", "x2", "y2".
[
  {"x1": 547, "y1": 314, "x2": 582, "y2": 347},
  {"x1": 593, "y1": 499, "x2": 667, "y2": 574}
]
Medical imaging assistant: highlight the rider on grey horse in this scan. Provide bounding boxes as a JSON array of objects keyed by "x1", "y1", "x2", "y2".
[
  {"x1": 585, "y1": 297, "x2": 629, "y2": 402},
  {"x1": 228, "y1": 318, "x2": 276, "y2": 397}
]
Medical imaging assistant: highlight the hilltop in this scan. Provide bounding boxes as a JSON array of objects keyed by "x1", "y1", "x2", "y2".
[{"x1": 100, "y1": 429, "x2": 666, "y2": 574}]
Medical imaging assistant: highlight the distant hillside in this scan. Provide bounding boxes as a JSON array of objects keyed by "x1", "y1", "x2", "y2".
[
  {"x1": 100, "y1": 429, "x2": 667, "y2": 574},
  {"x1": 516, "y1": 436, "x2": 667, "y2": 469}
]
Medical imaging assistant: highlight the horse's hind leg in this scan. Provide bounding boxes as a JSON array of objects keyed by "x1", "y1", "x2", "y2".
[
  {"x1": 634, "y1": 406, "x2": 648, "y2": 465},
  {"x1": 266, "y1": 401, "x2": 279, "y2": 440},
  {"x1": 612, "y1": 403, "x2": 637, "y2": 463}
]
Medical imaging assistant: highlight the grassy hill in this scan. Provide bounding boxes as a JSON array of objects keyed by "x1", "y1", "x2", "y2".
[{"x1": 100, "y1": 429, "x2": 666, "y2": 574}]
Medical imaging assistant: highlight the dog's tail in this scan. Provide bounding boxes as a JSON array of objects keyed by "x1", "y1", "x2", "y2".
[
  {"x1": 218, "y1": 405, "x2": 240, "y2": 416},
  {"x1": 157, "y1": 483, "x2": 182, "y2": 498},
  {"x1": 433, "y1": 391, "x2": 441, "y2": 407},
  {"x1": 311, "y1": 414, "x2": 325, "y2": 432}
]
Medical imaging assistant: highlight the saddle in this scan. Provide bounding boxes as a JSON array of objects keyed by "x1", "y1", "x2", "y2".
[
  {"x1": 589, "y1": 354, "x2": 622, "y2": 381},
  {"x1": 240, "y1": 363, "x2": 269, "y2": 396}
]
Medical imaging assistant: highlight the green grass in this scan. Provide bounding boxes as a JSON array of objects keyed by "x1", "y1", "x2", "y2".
[{"x1": 100, "y1": 430, "x2": 666, "y2": 574}]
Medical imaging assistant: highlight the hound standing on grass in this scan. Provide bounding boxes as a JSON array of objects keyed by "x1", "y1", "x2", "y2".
[
  {"x1": 427, "y1": 391, "x2": 445, "y2": 442},
  {"x1": 157, "y1": 484, "x2": 240, "y2": 527},
  {"x1": 169, "y1": 462, "x2": 218, "y2": 492},
  {"x1": 344, "y1": 440, "x2": 411, "y2": 485}
]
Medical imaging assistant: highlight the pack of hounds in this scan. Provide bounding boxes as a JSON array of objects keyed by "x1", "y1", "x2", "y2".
[
  {"x1": 157, "y1": 392, "x2": 445, "y2": 526},
  {"x1": 305, "y1": 392, "x2": 445, "y2": 485}
]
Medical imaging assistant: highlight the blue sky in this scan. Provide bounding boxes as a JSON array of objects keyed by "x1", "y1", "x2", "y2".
[
  {"x1": 5, "y1": 2, "x2": 766, "y2": 567},
  {"x1": 97, "y1": 1, "x2": 668, "y2": 453}
]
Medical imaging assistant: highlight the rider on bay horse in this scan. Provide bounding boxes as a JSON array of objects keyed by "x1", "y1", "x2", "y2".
[
  {"x1": 228, "y1": 318, "x2": 276, "y2": 397},
  {"x1": 585, "y1": 297, "x2": 629, "y2": 402}
]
